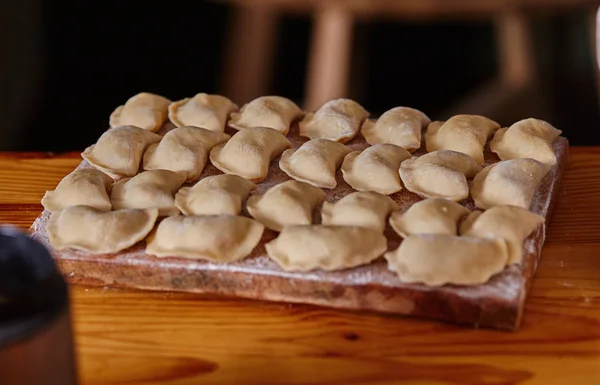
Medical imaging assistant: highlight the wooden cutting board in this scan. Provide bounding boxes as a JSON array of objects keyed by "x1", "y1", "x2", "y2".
[{"x1": 30, "y1": 124, "x2": 568, "y2": 331}]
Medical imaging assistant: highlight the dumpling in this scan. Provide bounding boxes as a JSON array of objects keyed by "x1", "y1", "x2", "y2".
[
  {"x1": 425, "y1": 115, "x2": 500, "y2": 164},
  {"x1": 146, "y1": 215, "x2": 264, "y2": 262},
  {"x1": 246, "y1": 180, "x2": 325, "y2": 231},
  {"x1": 168, "y1": 93, "x2": 238, "y2": 132},
  {"x1": 399, "y1": 150, "x2": 481, "y2": 201},
  {"x1": 210, "y1": 126, "x2": 292, "y2": 182},
  {"x1": 47, "y1": 205, "x2": 158, "y2": 254},
  {"x1": 142, "y1": 126, "x2": 230, "y2": 182},
  {"x1": 321, "y1": 191, "x2": 398, "y2": 232},
  {"x1": 384, "y1": 234, "x2": 509, "y2": 286},
  {"x1": 228, "y1": 96, "x2": 304, "y2": 135},
  {"x1": 82, "y1": 125, "x2": 162, "y2": 179},
  {"x1": 461, "y1": 206, "x2": 544, "y2": 264},
  {"x1": 471, "y1": 158, "x2": 549, "y2": 210},
  {"x1": 175, "y1": 174, "x2": 256, "y2": 216},
  {"x1": 341, "y1": 144, "x2": 411, "y2": 195},
  {"x1": 279, "y1": 138, "x2": 352, "y2": 189},
  {"x1": 361, "y1": 106, "x2": 430, "y2": 152},
  {"x1": 109, "y1": 92, "x2": 171, "y2": 132},
  {"x1": 41, "y1": 169, "x2": 113, "y2": 212},
  {"x1": 111, "y1": 170, "x2": 186, "y2": 216},
  {"x1": 299, "y1": 98, "x2": 369, "y2": 143},
  {"x1": 490, "y1": 118, "x2": 562, "y2": 165},
  {"x1": 265, "y1": 225, "x2": 387, "y2": 272},
  {"x1": 389, "y1": 198, "x2": 470, "y2": 238}
]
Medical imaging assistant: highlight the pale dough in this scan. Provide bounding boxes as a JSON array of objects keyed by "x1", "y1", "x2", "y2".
[
  {"x1": 246, "y1": 180, "x2": 325, "y2": 231},
  {"x1": 210, "y1": 126, "x2": 292, "y2": 182},
  {"x1": 111, "y1": 170, "x2": 186, "y2": 216},
  {"x1": 361, "y1": 106, "x2": 430, "y2": 152},
  {"x1": 399, "y1": 150, "x2": 481, "y2": 201},
  {"x1": 321, "y1": 191, "x2": 398, "y2": 232},
  {"x1": 82, "y1": 125, "x2": 162, "y2": 179},
  {"x1": 299, "y1": 98, "x2": 369, "y2": 143},
  {"x1": 384, "y1": 234, "x2": 509, "y2": 286},
  {"x1": 41, "y1": 168, "x2": 113, "y2": 212},
  {"x1": 471, "y1": 158, "x2": 550, "y2": 210},
  {"x1": 146, "y1": 215, "x2": 264, "y2": 262},
  {"x1": 490, "y1": 118, "x2": 562, "y2": 165},
  {"x1": 425, "y1": 114, "x2": 500, "y2": 164},
  {"x1": 279, "y1": 138, "x2": 352, "y2": 189},
  {"x1": 461, "y1": 205, "x2": 544, "y2": 264},
  {"x1": 265, "y1": 225, "x2": 387, "y2": 272},
  {"x1": 142, "y1": 126, "x2": 230, "y2": 182},
  {"x1": 175, "y1": 174, "x2": 256, "y2": 216},
  {"x1": 168, "y1": 93, "x2": 238, "y2": 132},
  {"x1": 109, "y1": 92, "x2": 171, "y2": 132},
  {"x1": 228, "y1": 96, "x2": 304, "y2": 135},
  {"x1": 389, "y1": 198, "x2": 470, "y2": 238},
  {"x1": 47, "y1": 205, "x2": 158, "y2": 254},
  {"x1": 341, "y1": 144, "x2": 411, "y2": 195}
]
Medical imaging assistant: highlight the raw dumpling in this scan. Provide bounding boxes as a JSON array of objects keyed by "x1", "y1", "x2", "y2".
[
  {"x1": 142, "y1": 126, "x2": 230, "y2": 182},
  {"x1": 109, "y1": 92, "x2": 171, "y2": 132},
  {"x1": 399, "y1": 150, "x2": 481, "y2": 201},
  {"x1": 228, "y1": 96, "x2": 304, "y2": 135},
  {"x1": 341, "y1": 144, "x2": 411, "y2": 195},
  {"x1": 41, "y1": 169, "x2": 113, "y2": 212},
  {"x1": 168, "y1": 93, "x2": 238, "y2": 132},
  {"x1": 111, "y1": 170, "x2": 186, "y2": 216},
  {"x1": 361, "y1": 106, "x2": 430, "y2": 152},
  {"x1": 299, "y1": 98, "x2": 369, "y2": 143},
  {"x1": 490, "y1": 118, "x2": 562, "y2": 165},
  {"x1": 246, "y1": 180, "x2": 326, "y2": 231},
  {"x1": 389, "y1": 198, "x2": 470, "y2": 238},
  {"x1": 146, "y1": 215, "x2": 264, "y2": 262},
  {"x1": 279, "y1": 138, "x2": 352, "y2": 188},
  {"x1": 461, "y1": 206, "x2": 544, "y2": 264},
  {"x1": 47, "y1": 205, "x2": 158, "y2": 254},
  {"x1": 175, "y1": 174, "x2": 256, "y2": 216},
  {"x1": 471, "y1": 158, "x2": 549, "y2": 210},
  {"x1": 265, "y1": 225, "x2": 387, "y2": 272},
  {"x1": 425, "y1": 115, "x2": 500, "y2": 164},
  {"x1": 82, "y1": 125, "x2": 162, "y2": 179},
  {"x1": 384, "y1": 234, "x2": 509, "y2": 286},
  {"x1": 321, "y1": 191, "x2": 398, "y2": 232},
  {"x1": 210, "y1": 126, "x2": 292, "y2": 182}
]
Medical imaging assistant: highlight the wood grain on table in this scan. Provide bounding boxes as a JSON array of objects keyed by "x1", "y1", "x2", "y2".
[{"x1": 1, "y1": 149, "x2": 599, "y2": 385}]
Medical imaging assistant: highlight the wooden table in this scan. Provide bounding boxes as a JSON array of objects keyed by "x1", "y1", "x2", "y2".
[{"x1": 1, "y1": 149, "x2": 600, "y2": 385}]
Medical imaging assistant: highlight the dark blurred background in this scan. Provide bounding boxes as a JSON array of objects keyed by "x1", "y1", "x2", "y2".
[{"x1": 1, "y1": 0, "x2": 599, "y2": 151}]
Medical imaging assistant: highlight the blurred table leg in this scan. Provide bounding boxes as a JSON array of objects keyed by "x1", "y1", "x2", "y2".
[
  {"x1": 304, "y1": 6, "x2": 354, "y2": 111},
  {"x1": 222, "y1": 4, "x2": 279, "y2": 105}
]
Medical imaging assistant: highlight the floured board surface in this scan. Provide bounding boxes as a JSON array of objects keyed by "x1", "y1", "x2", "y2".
[{"x1": 30, "y1": 123, "x2": 568, "y2": 331}]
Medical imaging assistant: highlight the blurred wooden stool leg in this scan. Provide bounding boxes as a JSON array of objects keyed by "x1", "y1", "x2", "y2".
[
  {"x1": 222, "y1": 5, "x2": 279, "y2": 104},
  {"x1": 304, "y1": 6, "x2": 354, "y2": 111},
  {"x1": 496, "y1": 9, "x2": 534, "y2": 90}
]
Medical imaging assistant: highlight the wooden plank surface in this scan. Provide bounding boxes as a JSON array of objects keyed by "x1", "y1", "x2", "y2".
[{"x1": 1, "y1": 149, "x2": 600, "y2": 384}]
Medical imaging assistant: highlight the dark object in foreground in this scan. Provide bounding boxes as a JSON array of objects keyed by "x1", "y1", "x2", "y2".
[{"x1": 0, "y1": 227, "x2": 77, "y2": 385}]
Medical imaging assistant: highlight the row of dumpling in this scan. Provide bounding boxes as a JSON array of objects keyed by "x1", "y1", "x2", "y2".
[
  {"x1": 42, "y1": 168, "x2": 544, "y2": 286},
  {"x1": 75, "y1": 121, "x2": 554, "y2": 210},
  {"x1": 279, "y1": 139, "x2": 552, "y2": 210},
  {"x1": 108, "y1": 92, "x2": 563, "y2": 166}
]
